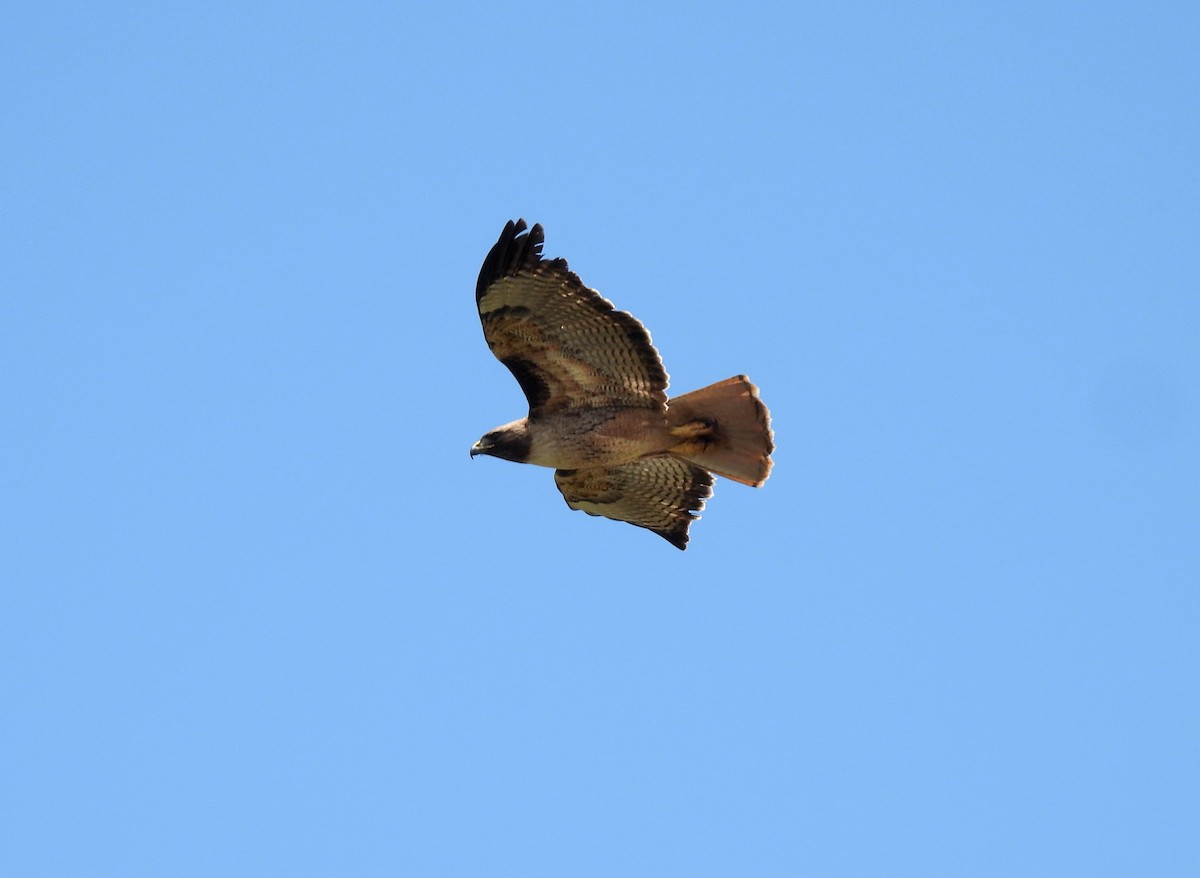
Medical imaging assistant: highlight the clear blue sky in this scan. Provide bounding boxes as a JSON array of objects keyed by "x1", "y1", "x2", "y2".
[{"x1": 3, "y1": 2, "x2": 1197, "y2": 875}]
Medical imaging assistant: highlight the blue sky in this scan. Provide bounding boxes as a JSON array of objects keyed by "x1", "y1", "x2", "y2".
[{"x1": 3, "y1": 2, "x2": 1197, "y2": 875}]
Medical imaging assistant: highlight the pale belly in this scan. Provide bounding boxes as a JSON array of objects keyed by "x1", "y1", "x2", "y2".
[{"x1": 524, "y1": 408, "x2": 672, "y2": 470}]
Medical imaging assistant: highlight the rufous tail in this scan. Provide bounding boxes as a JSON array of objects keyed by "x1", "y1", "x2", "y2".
[{"x1": 667, "y1": 375, "x2": 774, "y2": 487}]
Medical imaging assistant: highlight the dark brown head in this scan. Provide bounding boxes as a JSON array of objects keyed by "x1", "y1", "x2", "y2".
[{"x1": 470, "y1": 420, "x2": 532, "y2": 463}]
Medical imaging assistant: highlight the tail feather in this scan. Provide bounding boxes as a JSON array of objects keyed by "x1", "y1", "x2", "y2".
[{"x1": 667, "y1": 375, "x2": 774, "y2": 487}]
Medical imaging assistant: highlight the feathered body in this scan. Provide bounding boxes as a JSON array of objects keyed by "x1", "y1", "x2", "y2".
[{"x1": 471, "y1": 220, "x2": 773, "y2": 549}]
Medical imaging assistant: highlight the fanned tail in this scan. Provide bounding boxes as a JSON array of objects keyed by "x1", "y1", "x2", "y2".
[{"x1": 666, "y1": 375, "x2": 774, "y2": 487}]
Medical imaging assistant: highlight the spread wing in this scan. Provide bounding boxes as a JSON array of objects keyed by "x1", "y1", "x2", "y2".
[
  {"x1": 554, "y1": 457, "x2": 714, "y2": 550},
  {"x1": 476, "y1": 219, "x2": 668, "y2": 416}
]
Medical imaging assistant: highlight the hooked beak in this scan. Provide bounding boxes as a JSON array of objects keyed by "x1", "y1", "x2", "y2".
[{"x1": 470, "y1": 439, "x2": 490, "y2": 459}]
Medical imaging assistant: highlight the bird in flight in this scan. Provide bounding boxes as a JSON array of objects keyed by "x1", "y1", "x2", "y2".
[{"x1": 471, "y1": 220, "x2": 773, "y2": 549}]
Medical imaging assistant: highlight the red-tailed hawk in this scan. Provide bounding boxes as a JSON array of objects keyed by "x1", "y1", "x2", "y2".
[{"x1": 471, "y1": 220, "x2": 773, "y2": 549}]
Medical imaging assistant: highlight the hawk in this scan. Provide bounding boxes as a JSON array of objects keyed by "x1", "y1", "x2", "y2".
[{"x1": 470, "y1": 220, "x2": 774, "y2": 549}]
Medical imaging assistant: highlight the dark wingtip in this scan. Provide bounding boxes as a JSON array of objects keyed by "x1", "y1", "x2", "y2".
[
  {"x1": 657, "y1": 466, "x2": 713, "y2": 550},
  {"x1": 662, "y1": 527, "x2": 690, "y2": 550},
  {"x1": 476, "y1": 219, "x2": 545, "y2": 302}
]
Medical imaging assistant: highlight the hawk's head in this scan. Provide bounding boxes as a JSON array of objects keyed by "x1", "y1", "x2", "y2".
[{"x1": 470, "y1": 419, "x2": 532, "y2": 463}]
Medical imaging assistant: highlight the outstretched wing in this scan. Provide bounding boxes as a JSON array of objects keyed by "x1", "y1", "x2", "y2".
[
  {"x1": 554, "y1": 457, "x2": 714, "y2": 550},
  {"x1": 476, "y1": 219, "x2": 668, "y2": 416}
]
